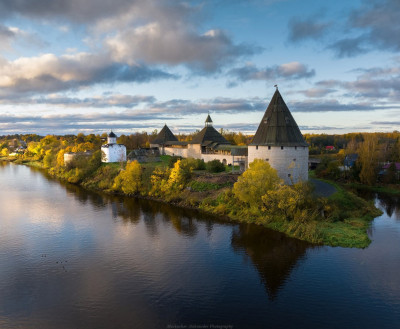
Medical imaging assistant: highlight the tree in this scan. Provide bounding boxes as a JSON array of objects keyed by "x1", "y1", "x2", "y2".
[
  {"x1": 1, "y1": 148, "x2": 9, "y2": 157},
  {"x1": 358, "y1": 134, "x2": 379, "y2": 185},
  {"x1": 233, "y1": 159, "x2": 281, "y2": 208},
  {"x1": 261, "y1": 183, "x2": 314, "y2": 222},
  {"x1": 113, "y1": 160, "x2": 142, "y2": 195}
]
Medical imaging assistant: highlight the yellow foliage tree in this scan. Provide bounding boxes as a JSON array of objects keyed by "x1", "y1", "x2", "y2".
[
  {"x1": 233, "y1": 159, "x2": 281, "y2": 208},
  {"x1": 359, "y1": 134, "x2": 378, "y2": 185},
  {"x1": 261, "y1": 183, "x2": 314, "y2": 221},
  {"x1": 149, "y1": 166, "x2": 170, "y2": 197},
  {"x1": 149, "y1": 160, "x2": 191, "y2": 198},
  {"x1": 1, "y1": 148, "x2": 9, "y2": 157},
  {"x1": 113, "y1": 160, "x2": 143, "y2": 195},
  {"x1": 56, "y1": 149, "x2": 66, "y2": 167},
  {"x1": 167, "y1": 159, "x2": 189, "y2": 191}
]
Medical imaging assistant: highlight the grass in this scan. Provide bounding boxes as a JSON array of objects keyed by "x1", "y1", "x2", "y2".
[
  {"x1": 345, "y1": 182, "x2": 400, "y2": 195},
  {"x1": 188, "y1": 180, "x2": 232, "y2": 192}
]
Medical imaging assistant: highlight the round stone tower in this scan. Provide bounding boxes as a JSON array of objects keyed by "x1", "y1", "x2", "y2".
[{"x1": 248, "y1": 89, "x2": 308, "y2": 184}]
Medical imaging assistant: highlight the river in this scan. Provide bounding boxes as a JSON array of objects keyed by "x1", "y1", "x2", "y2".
[{"x1": 0, "y1": 162, "x2": 400, "y2": 328}]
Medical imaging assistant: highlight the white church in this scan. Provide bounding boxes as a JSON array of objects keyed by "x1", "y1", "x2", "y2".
[
  {"x1": 150, "y1": 89, "x2": 309, "y2": 184},
  {"x1": 101, "y1": 131, "x2": 126, "y2": 163}
]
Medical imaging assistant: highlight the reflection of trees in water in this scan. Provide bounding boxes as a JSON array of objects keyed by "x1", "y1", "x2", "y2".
[
  {"x1": 63, "y1": 183, "x2": 107, "y2": 209},
  {"x1": 376, "y1": 194, "x2": 400, "y2": 219},
  {"x1": 111, "y1": 197, "x2": 201, "y2": 237},
  {"x1": 231, "y1": 223, "x2": 313, "y2": 300},
  {"x1": 353, "y1": 189, "x2": 400, "y2": 219},
  {"x1": 112, "y1": 197, "x2": 141, "y2": 224}
]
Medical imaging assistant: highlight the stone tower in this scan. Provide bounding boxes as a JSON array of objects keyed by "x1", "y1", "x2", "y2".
[{"x1": 248, "y1": 89, "x2": 308, "y2": 184}]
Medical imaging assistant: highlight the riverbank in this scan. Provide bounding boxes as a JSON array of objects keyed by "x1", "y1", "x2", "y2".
[{"x1": 1, "y1": 156, "x2": 382, "y2": 248}]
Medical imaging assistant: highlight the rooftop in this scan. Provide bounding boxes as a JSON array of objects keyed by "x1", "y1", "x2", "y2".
[
  {"x1": 152, "y1": 124, "x2": 178, "y2": 145},
  {"x1": 250, "y1": 89, "x2": 308, "y2": 147}
]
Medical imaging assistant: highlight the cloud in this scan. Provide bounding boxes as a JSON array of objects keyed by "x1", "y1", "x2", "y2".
[
  {"x1": 351, "y1": 0, "x2": 400, "y2": 52},
  {"x1": 105, "y1": 26, "x2": 257, "y2": 72},
  {"x1": 0, "y1": 0, "x2": 258, "y2": 73},
  {"x1": 328, "y1": 0, "x2": 400, "y2": 57},
  {"x1": 0, "y1": 24, "x2": 44, "y2": 50},
  {"x1": 227, "y1": 62, "x2": 315, "y2": 83},
  {"x1": 315, "y1": 80, "x2": 341, "y2": 88},
  {"x1": 288, "y1": 17, "x2": 331, "y2": 42},
  {"x1": 290, "y1": 99, "x2": 400, "y2": 112},
  {"x1": 0, "y1": 53, "x2": 177, "y2": 97},
  {"x1": 0, "y1": 0, "x2": 134, "y2": 23},
  {"x1": 298, "y1": 88, "x2": 336, "y2": 98},
  {"x1": 328, "y1": 36, "x2": 368, "y2": 58},
  {"x1": 371, "y1": 121, "x2": 400, "y2": 125}
]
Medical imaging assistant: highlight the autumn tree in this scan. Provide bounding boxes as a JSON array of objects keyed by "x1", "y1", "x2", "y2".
[
  {"x1": 261, "y1": 183, "x2": 315, "y2": 222},
  {"x1": 358, "y1": 134, "x2": 379, "y2": 185},
  {"x1": 233, "y1": 159, "x2": 281, "y2": 209},
  {"x1": 113, "y1": 160, "x2": 143, "y2": 195}
]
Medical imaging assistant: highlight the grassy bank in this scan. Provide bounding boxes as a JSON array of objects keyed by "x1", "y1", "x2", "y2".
[
  {"x1": 3, "y1": 156, "x2": 382, "y2": 248},
  {"x1": 197, "y1": 180, "x2": 381, "y2": 248},
  {"x1": 345, "y1": 182, "x2": 400, "y2": 195}
]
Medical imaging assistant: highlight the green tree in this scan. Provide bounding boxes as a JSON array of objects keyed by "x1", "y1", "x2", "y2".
[{"x1": 233, "y1": 159, "x2": 281, "y2": 208}]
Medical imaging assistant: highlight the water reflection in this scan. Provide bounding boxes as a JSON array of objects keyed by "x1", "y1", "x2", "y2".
[
  {"x1": 231, "y1": 223, "x2": 312, "y2": 299},
  {"x1": 3, "y1": 163, "x2": 400, "y2": 329},
  {"x1": 354, "y1": 188, "x2": 400, "y2": 219}
]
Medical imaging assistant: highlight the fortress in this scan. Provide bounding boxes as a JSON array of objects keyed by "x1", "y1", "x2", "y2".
[{"x1": 102, "y1": 89, "x2": 309, "y2": 184}]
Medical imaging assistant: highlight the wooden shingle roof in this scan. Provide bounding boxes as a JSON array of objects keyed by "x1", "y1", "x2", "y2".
[
  {"x1": 152, "y1": 124, "x2": 178, "y2": 145},
  {"x1": 250, "y1": 89, "x2": 308, "y2": 147},
  {"x1": 190, "y1": 126, "x2": 230, "y2": 145}
]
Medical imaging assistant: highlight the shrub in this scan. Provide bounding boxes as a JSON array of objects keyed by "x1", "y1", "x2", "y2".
[
  {"x1": 181, "y1": 158, "x2": 206, "y2": 171},
  {"x1": 206, "y1": 159, "x2": 225, "y2": 173}
]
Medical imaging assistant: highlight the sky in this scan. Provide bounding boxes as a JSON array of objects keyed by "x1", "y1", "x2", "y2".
[{"x1": 0, "y1": 0, "x2": 400, "y2": 136}]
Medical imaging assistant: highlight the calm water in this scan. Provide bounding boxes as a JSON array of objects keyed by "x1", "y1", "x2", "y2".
[{"x1": 1, "y1": 163, "x2": 400, "y2": 329}]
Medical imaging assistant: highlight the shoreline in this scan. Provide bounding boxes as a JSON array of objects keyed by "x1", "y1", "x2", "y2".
[{"x1": 1, "y1": 157, "x2": 383, "y2": 248}]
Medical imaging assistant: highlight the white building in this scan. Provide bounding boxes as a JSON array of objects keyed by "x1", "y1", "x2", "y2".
[
  {"x1": 101, "y1": 131, "x2": 126, "y2": 163},
  {"x1": 152, "y1": 115, "x2": 246, "y2": 167},
  {"x1": 248, "y1": 89, "x2": 308, "y2": 184}
]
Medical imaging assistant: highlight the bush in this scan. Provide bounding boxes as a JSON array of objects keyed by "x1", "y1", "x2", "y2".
[
  {"x1": 206, "y1": 159, "x2": 225, "y2": 173},
  {"x1": 180, "y1": 158, "x2": 206, "y2": 171},
  {"x1": 186, "y1": 158, "x2": 206, "y2": 170}
]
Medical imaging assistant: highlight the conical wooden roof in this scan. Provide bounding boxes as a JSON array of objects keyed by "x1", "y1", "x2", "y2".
[
  {"x1": 191, "y1": 126, "x2": 230, "y2": 145},
  {"x1": 250, "y1": 90, "x2": 308, "y2": 147},
  {"x1": 152, "y1": 124, "x2": 178, "y2": 144}
]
